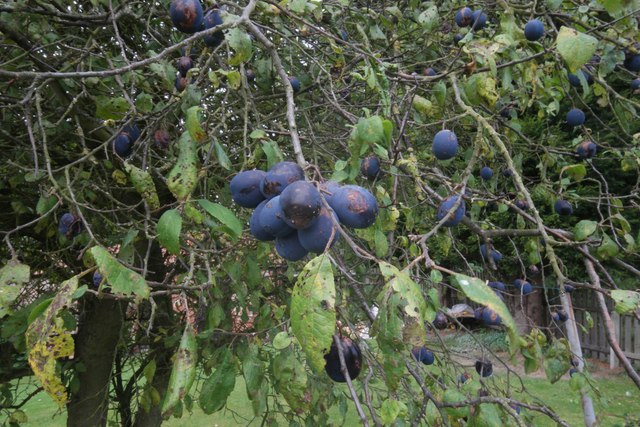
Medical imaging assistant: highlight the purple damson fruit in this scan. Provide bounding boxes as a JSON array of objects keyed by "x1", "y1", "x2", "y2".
[
  {"x1": 324, "y1": 337, "x2": 362, "y2": 382},
  {"x1": 231, "y1": 170, "x2": 267, "y2": 208},
  {"x1": 275, "y1": 231, "x2": 308, "y2": 261},
  {"x1": 298, "y1": 207, "x2": 341, "y2": 253},
  {"x1": 260, "y1": 161, "x2": 305, "y2": 199},
  {"x1": 169, "y1": 0, "x2": 204, "y2": 34},
  {"x1": 331, "y1": 185, "x2": 378, "y2": 229},
  {"x1": 279, "y1": 181, "x2": 322, "y2": 229}
]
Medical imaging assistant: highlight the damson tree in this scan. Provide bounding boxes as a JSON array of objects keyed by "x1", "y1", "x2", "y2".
[{"x1": 1, "y1": 0, "x2": 640, "y2": 426}]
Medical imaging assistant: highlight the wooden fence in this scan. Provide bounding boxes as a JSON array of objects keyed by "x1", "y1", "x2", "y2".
[{"x1": 572, "y1": 293, "x2": 640, "y2": 369}]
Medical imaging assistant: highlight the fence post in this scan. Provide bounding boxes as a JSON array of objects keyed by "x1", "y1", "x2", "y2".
[{"x1": 610, "y1": 311, "x2": 620, "y2": 369}]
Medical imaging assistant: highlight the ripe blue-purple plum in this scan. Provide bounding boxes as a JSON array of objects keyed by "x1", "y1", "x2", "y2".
[
  {"x1": 480, "y1": 166, "x2": 493, "y2": 180},
  {"x1": 514, "y1": 279, "x2": 533, "y2": 295},
  {"x1": 319, "y1": 180, "x2": 341, "y2": 206},
  {"x1": 331, "y1": 185, "x2": 378, "y2": 229},
  {"x1": 114, "y1": 133, "x2": 133, "y2": 157},
  {"x1": 436, "y1": 195, "x2": 466, "y2": 227},
  {"x1": 510, "y1": 404, "x2": 522, "y2": 415},
  {"x1": 260, "y1": 161, "x2": 305, "y2": 199},
  {"x1": 624, "y1": 53, "x2": 640, "y2": 72},
  {"x1": 288, "y1": 76, "x2": 301, "y2": 93},
  {"x1": 524, "y1": 19, "x2": 544, "y2": 41},
  {"x1": 474, "y1": 306, "x2": 484, "y2": 320},
  {"x1": 249, "y1": 200, "x2": 275, "y2": 241},
  {"x1": 475, "y1": 359, "x2": 493, "y2": 377},
  {"x1": 480, "y1": 244, "x2": 503, "y2": 263},
  {"x1": 339, "y1": 28, "x2": 348, "y2": 41},
  {"x1": 471, "y1": 10, "x2": 487, "y2": 30},
  {"x1": 432, "y1": 312, "x2": 448, "y2": 330},
  {"x1": 58, "y1": 212, "x2": 82, "y2": 238},
  {"x1": 566, "y1": 108, "x2": 585, "y2": 127},
  {"x1": 258, "y1": 196, "x2": 295, "y2": 238},
  {"x1": 423, "y1": 67, "x2": 437, "y2": 77},
  {"x1": 554, "y1": 199, "x2": 573, "y2": 216},
  {"x1": 557, "y1": 309, "x2": 568, "y2": 322},
  {"x1": 569, "y1": 368, "x2": 579, "y2": 377},
  {"x1": 481, "y1": 308, "x2": 502, "y2": 326},
  {"x1": 632, "y1": 79, "x2": 640, "y2": 90},
  {"x1": 231, "y1": 170, "x2": 267, "y2": 208},
  {"x1": 280, "y1": 180, "x2": 322, "y2": 229},
  {"x1": 275, "y1": 231, "x2": 308, "y2": 261},
  {"x1": 502, "y1": 168, "x2": 513, "y2": 177},
  {"x1": 175, "y1": 76, "x2": 188, "y2": 91},
  {"x1": 324, "y1": 337, "x2": 362, "y2": 382},
  {"x1": 154, "y1": 130, "x2": 171, "y2": 150},
  {"x1": 169, "y1": 0, "x2": 204, "y2": 34},
  {"x1": 411, "y1": 347, "x2": 435, "y2": 365},
  {"x1": 202, "y1": 9, "x2": 224, "y2": 48},
  {"x1": 298, "y1": 207, "x2": 340, "y2": 253},
  {"x1": 432, "y1": 129, "x2": 459, "y2": 160},
  {"x1": 514, "y1": 200, "x2": 529, "y2": 210},
  {"x1": 568, "y1": 69, "x2": 592, "y2": 87},
  {"x1": 455, "y1": 7, "x2": 473, "y2": 27},
  {"x1": 488, "y1": 281, "x2": 506, "y2": 292},
  {"x1": 453, "y1": 33, "x2": 464, "y2": 43},
  {"x1": 360, "y1": 155, "x2": 381, "y2": 180},
  {"x1": 459, "y1": 372, "x2": 471, "y2": 384},
  {"x1": 178, "y1": 56, "x2": 193, "y2": 77},
  {"x1": 92, "y1": 271, "x2": 104, "y2": 288},
  {"x1": 576, "y1": 140, "x2": 597, "y2": 159},
  {"x1": 123, "y1": 123, "x2": 140, "y2": 141},
  {"x1": 564, "y1": 283, "x2": 575, "y2": 293}
]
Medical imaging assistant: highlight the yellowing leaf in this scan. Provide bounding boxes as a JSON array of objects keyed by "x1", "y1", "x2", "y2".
[{"x1": 556, "y1": 27, "x2": 598, "y2": 72}]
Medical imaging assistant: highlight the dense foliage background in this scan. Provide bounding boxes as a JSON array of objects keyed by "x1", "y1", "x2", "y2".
[{"x1": 1, "y1": 0, "x2": 639, "y2": 426}]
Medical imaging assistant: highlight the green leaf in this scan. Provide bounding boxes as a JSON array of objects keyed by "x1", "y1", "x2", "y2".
[
  {"x1": 227, "y1": 28, "x2": 252, "y2": 66},
  {"x1": 135, "y1": 93, "x2": 153, "y2": 113},
  {"x1": 167, "y1": 132, "x2": 198, "y2": 201},
  {"x1": 213, "y1": 140, "x2": 231, "y2": 170},
  {"x1": 88, "y1": 246, "x2": 150, "y2": 298},
  {"x1": 95, "y1": 96, "x2": 129, "y2": 120},
  {"x1": 451, "y1": 274, "x2": 518, "y2": 338},
  {"x1": 162, "y1": 324, "x2": 198, "y2": 418},
  {"x1": 556, "y1": 26, "x2": 598, "y2": 72},
  {"x1": 186, "y1": 106, "x2": 206, "y2": 143},
  {"x1": 261, "y1": 140, "x2": 284, "y2": 168},
  {"x1": 355, "y1": 116, "x2": 385, "y2": 146},
  {"x1": 198, "y1": 200, "x2": 243, "y2": 241},
  {"x1": 574, "y1": 220, "x2": 597, "y2": 241},
  {"x1": 611, "y1": 290, "x2": 640, "y2": 315},
  {"x1": 157, "y1": 209, "x2": 182, "y2": 255},
  {"x1": 272, "y1": 331, "x2": 292, "y2": 350},
  {"x1": 380, "y1": 399, "x2": 404, "y2": 425},
  {"x1": 26, "y1": 276, "x2": 78, "y2": 406},
  {"x1": 290, "y1": 255, "x2": 336, "y2": 373},
  {"x1": 199, "y1": 348, "x2": 237, "y2": 414},
  {"x1": 124, "y1": 163, "x2": 160, "y2": 210},
  {"x1": 596, "y1": 233, "x2": 619, "y2": 260},
  {"x1": 0, "y1": 260, "x2": 30, "y2": 317},
  {"x1": 412, "y1": 95, "x2": 435, "y2": 118},
  {"x1": 417, "y1": 6, "x2": 438, "y2": 32},
  {"x1": 561, "y1": 164, "x2": 587, "y2": 181},
  {"x1": 543, "y1": 339, "x2": 571, "y2": 383}
]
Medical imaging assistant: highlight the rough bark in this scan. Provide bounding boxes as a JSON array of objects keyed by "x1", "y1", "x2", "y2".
[{"x1": 67, "y1": 297, "x2": 124, "y2": 427}]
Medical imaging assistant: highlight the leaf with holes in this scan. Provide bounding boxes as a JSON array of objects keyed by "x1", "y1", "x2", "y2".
[
  {"x1": 186, "y1": 106, "x2": 206, "y2": 144},
  {"x1": 0, "y1": 260, "x2": 30, "y2": 317},
  {"x1": 611, "y1": 290, "x2": 640, "y2": 315},
  {"x1": 162, "y1": 324, "x2": 198, "y2": 418},
  {"x1": 290, "y1": 255, "x2": 336, "y2": 373},
  {"x1": 124, "y1": 163, "x2": 160, "y2": 210},
  {"x1": 167, "y1": 132, "x2": 198, "y2": 201}
]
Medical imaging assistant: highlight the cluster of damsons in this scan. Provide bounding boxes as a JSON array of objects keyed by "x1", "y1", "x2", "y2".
[
  {"x1": 230, "y1": 161, "x2": 379, "y2": 261},
  {"x1": 113, "y1": 123, "x2": 141, "y2": 158}
]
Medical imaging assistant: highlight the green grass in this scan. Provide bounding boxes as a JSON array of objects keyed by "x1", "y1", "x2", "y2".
[{"x1": 8, "y1": 371, "x2": 640, "y2": 426}]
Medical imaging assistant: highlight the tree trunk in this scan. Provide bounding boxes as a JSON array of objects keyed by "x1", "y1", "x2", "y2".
[{"x1": 67, "y1": 297, "x2": 124, "y2": 427}]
